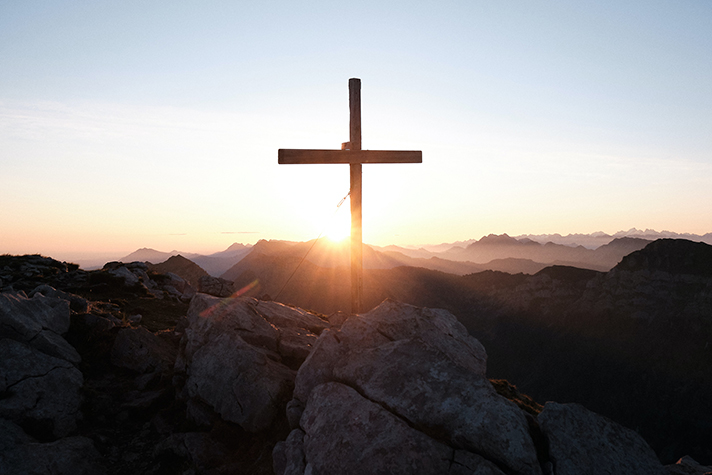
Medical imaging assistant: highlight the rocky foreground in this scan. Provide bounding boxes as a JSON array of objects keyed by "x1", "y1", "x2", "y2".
[{"x1": 0, "y1": 255, "x2": 710, "y2": 474}]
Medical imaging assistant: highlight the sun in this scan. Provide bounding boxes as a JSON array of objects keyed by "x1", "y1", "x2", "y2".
[{"x1": 325, "y1": 208, "x2": 351, "y2": 243}]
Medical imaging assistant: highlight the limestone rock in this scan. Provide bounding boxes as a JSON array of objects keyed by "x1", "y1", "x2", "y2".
[
  {"x1": 449, "y1": 451, "x2": 507, "y2": 475},
  {"x1": 184, "y1": 332, "x2": 295, "y2": 431},
  {"x1": 293, "y1": 300, "x2": 486, "y2": 404},
  {"x1": 332, "y1": 338, "x2": 539, "y2": 475},
  {"x1": 164, "y1": 271, "x2": 197, "y2": 300},
  {"x1": 197, "y1": 275, "x2": 235, "y2": 297},
  {"x1": 181, "y1": 293, "x2": 280, "y2": 358},
  {"x1": 25, "y1": 327, "x2": 82, "y2": 364},
  {"x1": 251, "y1": 299, "x2": 328, "y2": 365},
  {"x1": 107, "y1": 265, "x2": 140, "y2": 286},
  {"x1": 30, "y1": 284, "x2": 88, "y2": 313},
  {"x1": 538, "y1": 402, "x2": 668, "y2": 475},
  {"x1": 358, "y1": 300, "x2": 487, "y2": 375},
  {"x1": 299, "y1": 382, "x2": 456, "y2": 474},
  {"x1": 273, "y1": 429, "x2": 307, "y2": 475},
  {"x1": 0, "y1": 419, "x2": 106, "y2": 475},
  {"x1": 292, "y1": 382, "x2": 509, "y2": 475},
  {"x1": 0, "y1": 291, "x2": 71, "y2": 336},
  {"x1": 0, "y1": 291, "x2": 80, "y2": 366},
  {"x1": 0, "y1": 339, "x2": 83, "y2": 438},
  {"x1": 285, "y1": 300, "x2": 538, "y2": 475},
  {"x1": 175, "y1": 294, "x2": 326, "y2": 432}
]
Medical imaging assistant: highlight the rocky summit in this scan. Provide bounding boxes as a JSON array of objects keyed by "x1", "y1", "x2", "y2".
[{"x1": 0, "y1": 254, "x2": 707, "y2": 474}]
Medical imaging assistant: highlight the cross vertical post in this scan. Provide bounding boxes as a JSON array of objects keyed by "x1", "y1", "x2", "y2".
[
  {"x1": 278, "y1": 78, "x2": 421, "y2": 314},
  {"x1": 349, "y1": 78, "x2": 363, "y2": 313}
]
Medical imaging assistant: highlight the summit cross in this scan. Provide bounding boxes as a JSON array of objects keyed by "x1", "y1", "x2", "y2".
[{"x1": 278, "y1": 78, "x2": 422, "y2": 313}]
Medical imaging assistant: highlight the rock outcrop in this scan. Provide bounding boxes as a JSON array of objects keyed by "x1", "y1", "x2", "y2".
[
  {"x1": 539, "y1": 402, "x2": 667, "y2": 475},
  {"x1": 0, "y1": 291, "x2": 84, "y2": 439},
  {"x1": 0, "y1": 419, "x2": 106, "y2": 475},
  {"x1": 174, "y1": 293, "x2": 328, "y2": 432},
  {"x1": 101, "y1": 261, "x2": 198, "y2": 301},
  {"x1": 274, "y1": 299, "x2": 668, "y2": 475},
  {"x1": 0, "y1": 291, "x2": 80, "y2": 364},
  {"x1": 197, "y1": 275, "x2": 236, "y2": 298}
]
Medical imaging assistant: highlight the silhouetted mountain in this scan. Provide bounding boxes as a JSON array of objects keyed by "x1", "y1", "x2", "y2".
[
  {"x1": 615, "y1": 238, "x2": 712, "y2": 276},
  {"x1": 516, "y1": 228, "x2": 712, "y2": 248},
  {"x1": 440, "y1": 234, "x2": 651, "y2": 271},
  {"x1": 371, "y1": 244, "x2": 437, "y2": 259},
  {"x1": 149, "y1": 254, "x2": 209, "y2": 288},
  {"x1": 190, "y1": 243, "x2": 253, "y2": 277},
  {"x1": 118, "y1": 243, "x2": 252, "y2": 277},
  {"x1": 119, "y1": 247, "x2": 186, "y2": 264},
  {"x1": 222, "y1": 238, "x2": 576, "y2": 284}
]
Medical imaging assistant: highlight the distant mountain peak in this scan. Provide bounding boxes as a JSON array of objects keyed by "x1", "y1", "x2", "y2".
[
  {"x1": 615, "y1": 239, "x2": 712, "y2": 276},
  {"x1": 475, "y1": 234, "x2": 520, "y2": 246},
  {"x1": 226, "y1": 242, "x2": 250, "y2": 252}
]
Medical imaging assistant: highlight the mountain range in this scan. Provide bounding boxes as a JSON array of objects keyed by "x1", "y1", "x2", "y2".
[
  {"x1": 119, "y1": 242, "x2": 252, "y2": 277},
  {"x1": 116, "y1": 229, "x2": 712, "y2": 281}
]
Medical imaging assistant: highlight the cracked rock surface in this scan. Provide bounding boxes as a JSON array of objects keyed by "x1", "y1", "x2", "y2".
[
  {"x1": 174, "y1": 293, "x2": 329, "y2": 432},
  {"x1": 279, "y1": 299, "x2": 541, "y2": 475},
  {"x1": 539, "y1": 402, "x2": 669, "y2": 475}
]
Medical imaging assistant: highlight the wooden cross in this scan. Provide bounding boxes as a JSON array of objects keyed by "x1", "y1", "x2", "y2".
[{"x1": 278, "y1": 78, "x2": 422, "y2": 313}]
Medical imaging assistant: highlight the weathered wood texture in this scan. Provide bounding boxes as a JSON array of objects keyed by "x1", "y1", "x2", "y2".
[
  {"x1": 349, "y1": 79, "x2": 363, "y2": 313},
  {"x1": 278, "y1": 149, "x2": 422, "y2": 164}
]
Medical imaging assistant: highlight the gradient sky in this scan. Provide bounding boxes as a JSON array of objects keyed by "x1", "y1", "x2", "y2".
[{"x1": 2, "y1": 1, "x2": 711, "y2": 263}]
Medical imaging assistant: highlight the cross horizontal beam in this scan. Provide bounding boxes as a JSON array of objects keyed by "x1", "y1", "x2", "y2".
[{"x1": 278, "y1": 149, "x2": 422, "y2": 165}]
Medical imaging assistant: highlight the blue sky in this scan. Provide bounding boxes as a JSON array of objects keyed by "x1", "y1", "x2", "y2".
[{"x1": 1, "y1": 1, "x2": 711, "y2": 262}]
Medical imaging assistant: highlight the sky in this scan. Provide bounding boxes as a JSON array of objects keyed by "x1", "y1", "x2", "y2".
[{"x1": 1, "y1": 1, "x2": 711, "y2": 264}]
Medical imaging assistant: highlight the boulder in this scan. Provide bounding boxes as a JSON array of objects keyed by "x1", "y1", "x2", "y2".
[
  {"x1": 272, "y1": 428, "x2": 307, "y2": 475},
  {"x1": 538, "y1": 402, "x2": 668, "y2": 475},
  {"x1": 184, "y1": 332, "x2": 295, "y2": 431},
  {"x1": 284, "y1": 300, "x2": 539, "y2": 475},
  {"x1": 197, "y1": 275, "x2": 235, "y2": 298},
  {"x1": 0, "y1": 419, "x2": 106, "y2": 475},
  {"x1": 332, "y1": 338, "x2": 538, "y2": 474},
  {"x1": 163, "y1": 272, "x2": 196, "y2": 300},
  {"x1": 176, "y1": 294, "x2": 327, "y2": 432},
  {"x1": 0, "y1": 291, "x2": 71, "y2": 336},
  {"x1": 0, "y1": 291, "x2": 80, "y2": 364},
  {"x1": 290, "y1": 382, "x2": 507, "y2": 475},
  {"x1": 299, "y1": 382, "x2": 453, "y2": 474},
  {"x1": 0, "y1": 339, "x2": 83, "y2": 438},
  {"x1": 107, "y1": 265, "x2": 140, "y2": 286},
  {"x1": 30, "y1": 284, "x2": 88, "y2": 313},
  {"x1": 250, "y1": 299, "x2": 328, "y2": 365}
]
